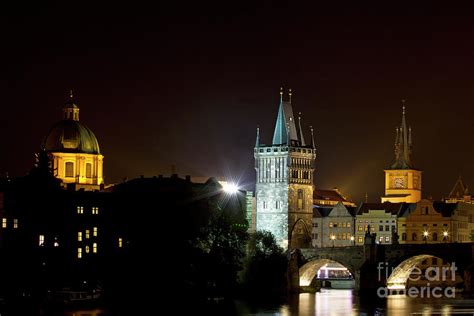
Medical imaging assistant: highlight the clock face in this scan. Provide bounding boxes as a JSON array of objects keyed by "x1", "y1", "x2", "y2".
[{"x1": 394, "y1": 177, "x2": 406, "y2": 188}]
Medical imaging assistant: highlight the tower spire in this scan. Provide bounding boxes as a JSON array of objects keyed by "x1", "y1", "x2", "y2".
[
  {"x1": 391, "y1": 100, "x2": 412, "y2": 169},
  {"x1": 272, "y1": 87, "x2": 298, "y2": 145},
  {"x1": 297, "y1": 112, "x2": 306, "y2": 146},
  {"x1": 255, "y1": 126, "x2": 260, "y2": 148},
  {"x1": 309, "y1": 126, "x2": 315, "y2": 149}
]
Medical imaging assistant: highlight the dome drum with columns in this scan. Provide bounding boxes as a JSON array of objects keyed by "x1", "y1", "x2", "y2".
[{"x1": 42, "y1": 91, "x2": 104, "y2": 190}]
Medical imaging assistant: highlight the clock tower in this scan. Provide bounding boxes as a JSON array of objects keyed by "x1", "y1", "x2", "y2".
[{"x1": 381, "y1": 102, "x2": 422, "y2": 203}]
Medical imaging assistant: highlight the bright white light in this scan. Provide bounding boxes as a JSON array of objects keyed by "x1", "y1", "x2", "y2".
[
  {"x1": 223, "y1": 182, "x2": 239, "y2": 194},
  {"x1": 423, "y1": 231, "x2": 429, "y2": 237},
  {"x1": 443, "y1": 231, "x2": 448, "y2": 237}
]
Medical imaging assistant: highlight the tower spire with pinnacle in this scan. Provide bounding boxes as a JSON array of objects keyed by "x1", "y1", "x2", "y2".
[
  {"x1": 309, "y1": 126, "x2": 315, "y2": 149},
  {"x1": 391, "y1": 100, "x2": 412, "y2": 169},
  {"x1": 297, "y1": 112, "x2": 306, "y2": 146},
  {"x1": 255, "y1": 126, "x2": 260, "y2": 148}
]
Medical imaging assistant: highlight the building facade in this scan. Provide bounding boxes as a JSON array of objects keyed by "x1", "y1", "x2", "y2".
[
  {"x1": 381, "y1": 104, "x2": 422, "y2": 203},
  {"x1": 312, "y1": 202, "x2": 356, "y2": 248},
  {"x1": 254, "y1": 89, "x2": 316, "y2": 248},
  {"x1": 355, "y1": 203, "x2": 405, "y2": 245}
]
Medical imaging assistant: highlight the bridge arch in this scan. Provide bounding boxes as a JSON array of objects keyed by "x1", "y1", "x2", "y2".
[
  {"x1": 299, "y1": 258, "x2": 354, "y2": 287},
  {"x1": 386, "y1": 254, "x2": 459, "y2": 290}
]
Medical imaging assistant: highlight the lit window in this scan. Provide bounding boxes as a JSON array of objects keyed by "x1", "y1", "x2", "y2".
[
  {"x1": 92, "y1": 207, "x2": 99, "y2": 215},
  {"x1": 329, "y1": 222, "x2": 333, "y2": 228},
  {"x1": 78, "y1": 248, "x2": 82, "y2": 259},
  {"x1": 347, "y1": 222, "x2": 351, "y2": 228},
  {"x1": 78, "y1": 232, "x2": 82, "y2": 242},
  {"x1": 93, "y1": 243, "x2": 97, "y2": 253},
  {"x1": 77, "y1": 206, "x2": 84, "y2": 214},
  {"x1": 2, "y1": 218, "x2": 6, "y2": 228},
  {"x1": 54, "y1": 241, "x2": 59, "y2": 247},
  {"x1": 85, "y1": 230, "x2": 90, "y2": 239},
  {"x1": 385, "y1": 236, "x2": 390, "y2": 242},
  {"x1": 65, "y1": 162, "x2": 74, "y2": 177},
  {"x1": 85, "y1": 245, "x2": 90, "y2": 253},
  {"x1": 93, "y1": 227, "x2": 98, "y2": 237},
  {"x1": 39, "y1": 235, "x2": 45, "y2": 246},
  {"x1": 358, "y1": 236, "x2": 363, "y2": 243},
  {"x1": 86, "y1": 163, "x2": 92, "y2": 178},
  {"x1": 13, "y1": 219, "x2": 18, "y2": 229},
  {"x1": 118, "y1": 238, "x2": 123, "y2": 248}
]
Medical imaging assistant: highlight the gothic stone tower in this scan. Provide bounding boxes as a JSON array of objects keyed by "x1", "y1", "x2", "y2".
[
  {"x1": 254, "y1": 88, "x2": 316, "y2": 249},
  {"x1": 381, "y1": 101, "x2": 422, "y2": 203}
]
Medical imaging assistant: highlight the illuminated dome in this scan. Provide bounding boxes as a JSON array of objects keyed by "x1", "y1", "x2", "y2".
[
  {"x1": 41, "y1": 91, "x2": 104, "y2": 191},
  {"x1": 42, "y1": 120, "x2": 100, "y2": 154}
]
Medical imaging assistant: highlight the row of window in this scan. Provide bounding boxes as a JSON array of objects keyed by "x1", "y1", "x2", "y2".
[
  {"x1": 77, "y1": 206, "x2": 100, "y2": 215},
  {"x1": 1, "y1": 218, "x2": 18, "y2": 229},
  {"x1": 38, "y1": 235, "x2": 59, "y2": 247},
  {"x1": 77, "y1": 244, "x2": 98, "y2": 258},
  {"x1": 329, "y1": 222, "x2": 351, "y2": 228},
  {"x1": 401, "y1": 232, "x2": 448, "y2": 241},
  {"x1": 65, "y1": 162, "x2": 94, "y2": 178},
  {"x1": 402, "y1": 223, "x2": 448, "y2": 227},
  {"x1": 312, "y1": 233, "x2": 354, "y2": 241},
  {"x1": 357, "y1": 225, "x2": 395, "y2": 232},
  {"x1": 78, "y1": 227, "x2": 98, "y2": 241},
  {"x1": 358, "y1": 220, "x2": 396, "y2": 224},
  {"x1": 258, "y1": 147, "x2": 314, "y2": 154}
]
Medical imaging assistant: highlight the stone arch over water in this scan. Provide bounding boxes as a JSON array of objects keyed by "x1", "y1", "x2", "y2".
[
  {"x1": 386, "y1": 254, "x2": 459, "y2": 290},
  {"x1": 299, "y1": 259, "x2": 354, "y2": 287}
]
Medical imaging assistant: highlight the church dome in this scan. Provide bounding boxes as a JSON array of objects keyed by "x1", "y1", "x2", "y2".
[
  {"x1": 42, "y1": 91, "x2": 100, "y2": 155},
  {"x1": 42, "y1": 120, "x2": 101, "y2": 154}
]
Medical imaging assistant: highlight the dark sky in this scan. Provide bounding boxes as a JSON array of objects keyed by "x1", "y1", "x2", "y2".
[{"x1": 1, "y1": 2, "x2": 474, "y2": 202}]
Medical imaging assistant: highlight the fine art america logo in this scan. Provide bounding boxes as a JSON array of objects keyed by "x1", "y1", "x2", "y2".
[{"x1": 376, "y1": 261, "x2": 458, "y2": 298}]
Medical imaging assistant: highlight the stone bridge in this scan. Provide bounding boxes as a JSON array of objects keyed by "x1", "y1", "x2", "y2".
[{"x1": 289, "y1": 242, "x2": 474, "y2": 292}]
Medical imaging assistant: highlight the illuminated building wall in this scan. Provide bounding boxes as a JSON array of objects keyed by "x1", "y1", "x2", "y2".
[
  {"x1": 355, "y1": 203, "x2": 403, "y2": 245},
  {"x1": 254, "y1": 89, "x2": 316, "y2": 249},
  {"x1": 398, "y1": 199, "x2": 474, "y2": 244},
  {"x1": 312, "y1": 202, "x2": 356, "y2": 248}
]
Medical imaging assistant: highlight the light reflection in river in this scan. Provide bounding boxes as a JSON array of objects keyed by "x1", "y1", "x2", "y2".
[{"x1": 238, "y1": 289, "x2": 474, "y2": 316}]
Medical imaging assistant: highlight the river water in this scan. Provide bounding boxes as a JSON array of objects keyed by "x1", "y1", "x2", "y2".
[
  {"x1": 234, "y1": 289, "x2": 474, "y2": 316},
  {"x1": 44, "y1": 289, "x2": 474, "y2": 315}
]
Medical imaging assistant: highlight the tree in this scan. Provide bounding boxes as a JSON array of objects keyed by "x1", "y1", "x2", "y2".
[{"x1": 242, "y1": 231, "x2": 288, "y2": 293}]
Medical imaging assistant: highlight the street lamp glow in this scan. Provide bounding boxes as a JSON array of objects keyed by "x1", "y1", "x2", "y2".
[
  {"x1": 423, "y1": 231, "x2": 429, "y2": 237},
  {"x1": 443, "y1": 231, "x2": 448, "y2": 237},
  {"x1": 223, "y1": 182, "x2": 239, "y2": 194},
  {"x1": 331, "y1": 235, "x2": 336, "y2": 240},
  {"x1": 350, "y1": 236, "x2": 354, "y2": 241}
]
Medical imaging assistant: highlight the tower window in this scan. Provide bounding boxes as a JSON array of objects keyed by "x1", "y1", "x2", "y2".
[
  {"x1": 297, "y1": 189, "x2": 304, "y2": 210},
  {"x1": 85, "y1": 245, "x2": 90, "y2": 253},
  {"x1": 92, "y1": 207, "x2": 99, "y2": 215},
  {"x1": 85, "y1": 230, "x2": 90, "y2": 239},
  {"x1": 39, "y1": 235, "x2": 45, "y2": 246},
  {"x1": 118, "y1": 238, "x2": 123, "y2": 248},
  {"x1": 13, "y1": 219, "x2": 18, "y2": 229},
  {"x1": 78, "y1": 232, "x2": 82, "y2": 242},
  {"x1": 78, "y1": 248, "x2": 82, "y2": 259},
  {"x1": 2, "y1": 218, "x2": 6, "y2": 228},
  {"x1": 93, "y1": 243, "x2": 97, "y2": 253},
  {"x1": 65, "y1": 162, "x2": 74, "y2": 178},
  {"x1": 77, "y1": 206, "x2": 84, "y2": 214},
  {"x1": 93, "y1": 227, "x2": 98, "y2": 237},
  {"x1": 86, "y1": 163, "x2": 92, "y2": 178}
]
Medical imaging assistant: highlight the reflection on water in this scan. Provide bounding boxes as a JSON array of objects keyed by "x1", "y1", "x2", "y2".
[{"x1": 238, "y1": 289, "x2": 474, "y2": 316}]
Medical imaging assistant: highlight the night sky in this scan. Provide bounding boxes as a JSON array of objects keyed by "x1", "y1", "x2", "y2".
[{"x1": 1, "y1": 2, "x2": 474, "y2": 203}]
